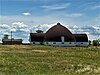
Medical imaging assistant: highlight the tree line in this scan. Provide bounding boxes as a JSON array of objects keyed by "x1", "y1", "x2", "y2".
[{"x1": 89, "y1": 39, "x2": 100, "y2": 46}]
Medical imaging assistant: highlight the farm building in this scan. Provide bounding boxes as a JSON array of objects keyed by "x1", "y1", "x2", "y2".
[
  {"x1": 2, "y1": 33, "x2": 23, "y2": 45},
  {"x1": 2, "y1": 39, "x2": 23, "y2": 45},
  {"x1": 29, "y1": 23, "x2": 89, "y2": 46}
]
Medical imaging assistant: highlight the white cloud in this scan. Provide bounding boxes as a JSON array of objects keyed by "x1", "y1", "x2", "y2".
[
  {"x1": 92, "y1": 5, "x2": 100, "y2": 10},
  {"x1": 0, "y1": 24, "x2": 10, "y2": 35},
  {"x1": 11, "y1": 22, "x2": 29, "y2": 32},
  {"x1": 65, "y1": 13, "x2": 83, "y2": 17},
  {"x1": 0, "y1": 24, "x2": 10, "y2": 29},
  {"x1": 12, "y1": 22, "x2": 27, "y2": 28},
  {"x1": 68, "y1": 25, "x2": 100, "y2": 40},
  {"x1": 30, "y1": 23, "x2": 57, "y2": 33},
  {"x1": 83, "y1": 5, "x2": 100, "y2": 11},
  {"x1": 3, "y1": 32, "x2": 9, "y2": 35},
  {"x1": 41, "y1": 3, "x2": 70, "y2": 10},
  {"x1": 10, "y1": 28, "x2": 16, "y2": 32},
  {"x1": 70, "y1": 13, "x2": 83, "y2": 17},
  {"x1": 22, "y1": 12, "x2": 31, "y2": 16}
]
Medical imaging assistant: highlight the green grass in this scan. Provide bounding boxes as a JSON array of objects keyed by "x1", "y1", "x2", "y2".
[{"x1": 0, "y1": 45, "x2": 100, "y2": 75}]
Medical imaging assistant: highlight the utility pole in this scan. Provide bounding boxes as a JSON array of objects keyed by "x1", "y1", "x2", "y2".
[{"x1": 11, "y1": 31, "x2": 12, "y2": 45}]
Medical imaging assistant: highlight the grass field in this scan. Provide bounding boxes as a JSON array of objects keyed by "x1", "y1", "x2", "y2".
[{"x1": 0, "y1": 45, "x2": 100, "y2": 75}]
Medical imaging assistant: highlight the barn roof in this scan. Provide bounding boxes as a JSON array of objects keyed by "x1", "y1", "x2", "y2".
[
  {"x1": 30, "y1": 33, "x2": 45, "y2": 42},
  {"x1": 73, "y1": 34, "x2": 88, "y2": 42},
  {"x1": 44, "y1": 23, "x2": 76, "y2": 42}
]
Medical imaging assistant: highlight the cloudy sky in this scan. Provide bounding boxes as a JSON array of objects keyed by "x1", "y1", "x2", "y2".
[{"x1": 0, "y1": 0, "x2": 100, "y2": 43}]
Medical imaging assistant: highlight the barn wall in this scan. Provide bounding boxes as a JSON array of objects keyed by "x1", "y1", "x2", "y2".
[
  {"x1": 76, "y1": 42, "x2": 89, "y2": 46},
  {"x1": 44, "y1": 42, "x2": 76, "y2": 46},
  {"x1": 44, "y1": 42, "x2": 89, "y2": 46},
  {"x1": 30, "y1": 42, "x2": 89, "y2": 46},
  {"x1": 30, "y1": 42, "x2": 43, "y2": 45}
]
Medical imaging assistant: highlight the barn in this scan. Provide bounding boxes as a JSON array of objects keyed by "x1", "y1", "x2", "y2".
[{"x1": 29, "y1": 23, "x2": 89, "y2": 46}]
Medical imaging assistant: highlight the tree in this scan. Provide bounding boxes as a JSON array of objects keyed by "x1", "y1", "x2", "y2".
[
  {"x1": 89, "y1": 40, "x2": 91, "y2": 45},
  {"x1": 98, "y1": 39, "x2": 100, "y2": 45},
  {"x1": 36, "y1": 30, "x2": 43, "y2": 33},
  {"x1": 3, "y1": 34, "x2": 9, "y2": 39},
  {"x1": 93, "y1": 40, "x2": 99, "y2": 46}
]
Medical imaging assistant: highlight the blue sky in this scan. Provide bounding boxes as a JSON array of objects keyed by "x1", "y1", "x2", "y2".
[
  {"x1": 1, "y1": 0, "x2": 100, "y2": 16},
  {"x1": 0, "y1": 0, "x2": 100, "y2": 43},
  {"x1": 0, "y1": 0, "x2": 99, "y2": 25}
]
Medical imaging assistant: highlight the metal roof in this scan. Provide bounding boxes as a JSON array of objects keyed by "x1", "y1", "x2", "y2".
[
  {"x1": 30, "y1": 33, "x2": 45, "y2": 42},
  {"x1": 44, "y1": 23, "x2": 76, "y2": 42},
  {"x1": 73, "y1": 34, "x2": 88, "y2": 42}
]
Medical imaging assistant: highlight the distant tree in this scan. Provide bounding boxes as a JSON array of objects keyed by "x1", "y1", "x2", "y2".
[
  {"x1": 3, "y1": 34, "x2": 9, "y2": 39},
  {"x1": 98, "y1": 39, "x2": 100, "y2": 45},
  {"x1": 36, "y1": 30, "x2": 43, "y2": 33},
  {"x1": 93, "y1": 40, "x2": 99, "y2": 46},
  {"x1": 89, "y1": 40, "x2": 91, "y2": 45}
]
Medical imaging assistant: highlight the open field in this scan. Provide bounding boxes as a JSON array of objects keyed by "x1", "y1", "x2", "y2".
[{"x1": 0, "y1": 45, "x2": 100, "y2": 75}]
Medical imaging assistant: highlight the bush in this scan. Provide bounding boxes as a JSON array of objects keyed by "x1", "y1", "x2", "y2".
[{"x1": 93, "y1": 40, "x2": 99, "y2": 46}]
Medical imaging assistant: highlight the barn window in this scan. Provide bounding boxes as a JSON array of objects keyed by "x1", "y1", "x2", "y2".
[
  {"x1": 81, "y1": 43, "x2": 83, "y2": 44},
  {"x1": 53, "y1": 42, "x2": 56, "y2": 44},
  {"x1": 40, "y1": 42, "x2": 43, "y2": 45},
  {"x1": 74, "y1": 42, "x2": 76, "y2": 44},
  {"x1": 62, "y1": 42, "x2": 64, "y2": 44},
  {"x1": 33, "y1": 42, "x2": 35, "y2": 44},
  {"x1": 46, "y1": 42, "x2": 48, "y2": 44},
  {"x1": 69, "y1": 42, "x2": 72, "y2": 44}
]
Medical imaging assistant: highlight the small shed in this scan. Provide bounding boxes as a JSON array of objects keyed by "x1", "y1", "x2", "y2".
[{"x1": 2, "y1": 39, "x2": 23, "y2": 45}]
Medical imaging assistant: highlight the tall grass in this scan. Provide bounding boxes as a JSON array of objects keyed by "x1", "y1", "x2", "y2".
[{"x1": 0, "y1": 45, "x2": 100, "y2": 75}]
